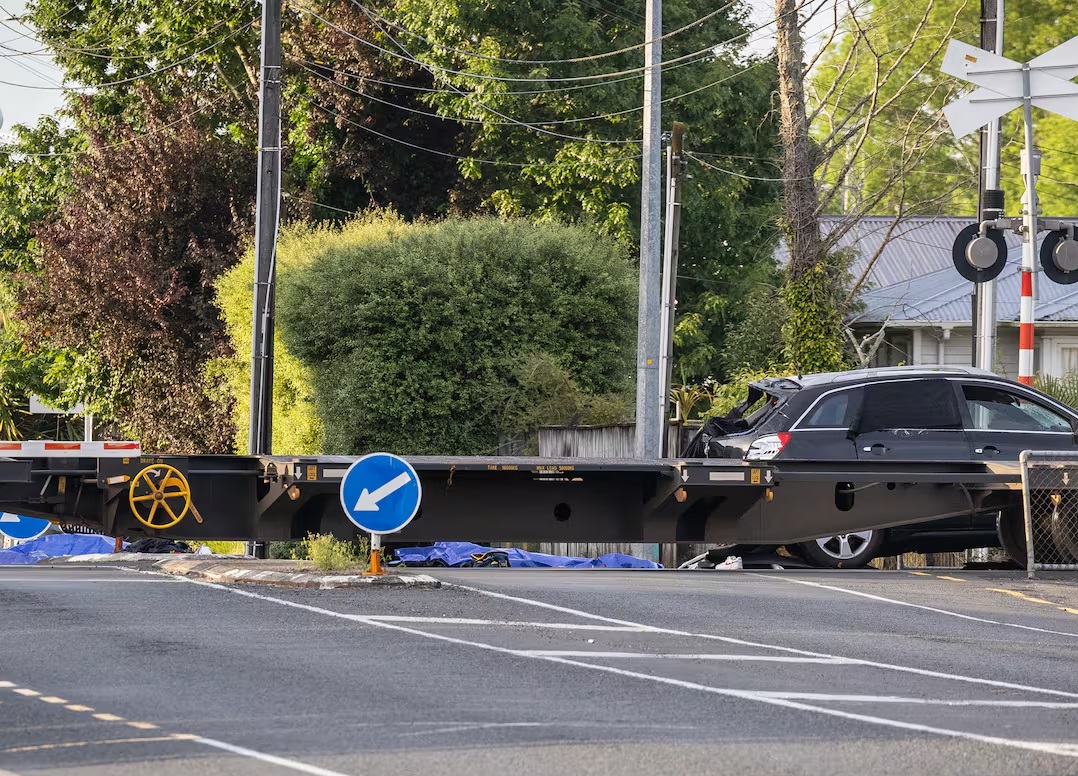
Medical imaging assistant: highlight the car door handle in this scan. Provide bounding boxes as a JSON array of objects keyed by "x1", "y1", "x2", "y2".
[
  {"x1": 863, "y1": 443, "x2": 889, "y2": 455},
  {"x1": 975, "y1": 445, "x2": 1000, "y2": 455}
]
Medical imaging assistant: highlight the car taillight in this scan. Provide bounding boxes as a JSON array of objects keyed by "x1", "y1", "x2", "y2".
[{"x1": 745, "y1": 432, "x2": 790, "y2": 461}]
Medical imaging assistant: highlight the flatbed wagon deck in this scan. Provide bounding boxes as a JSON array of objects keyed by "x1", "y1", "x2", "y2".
[{"x1": 0, "y1": 450, "x2": 1024, "y2": 546}]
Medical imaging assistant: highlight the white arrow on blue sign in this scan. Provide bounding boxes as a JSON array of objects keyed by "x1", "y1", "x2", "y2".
[
  {"x1": 338, "y1": 453, "x2": 422, "y2": 535},
  {"x1": 0, "y1": 513, "x2": 51, "y2": 541}
]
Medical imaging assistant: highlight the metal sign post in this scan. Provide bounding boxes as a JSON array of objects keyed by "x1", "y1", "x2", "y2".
[{"x1": 339, "y1": 452, "x2": 423, "y2": 576}]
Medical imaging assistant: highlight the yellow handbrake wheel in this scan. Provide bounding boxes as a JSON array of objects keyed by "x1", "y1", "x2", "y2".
[{"x1": 128, "y1": 464, "x2": 192, "y2": 530}]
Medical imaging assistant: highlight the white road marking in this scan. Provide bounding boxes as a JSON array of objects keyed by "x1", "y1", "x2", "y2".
[
  {"x1": 759, "y1": 576, "x2": 1078, "y2": 639},
  {"x1": 444, "y1": 582, "x2": 1078, "y2": 699},
  {"x1": 133, "y1": 571, "x2": 1078, "y2": 759},
  {"x1": 363, "y1": 615, "x2": 647, "y2": 632},
  {"x1": 534, "y1": 654, "x2": 1078, "y2": 760},
  {"x1": 0, "y1": 668, "x2": 345, "y2": 776},
  {"x1": 754, "y1": 693, "x2": 1078, "y2": 708},
  {"x1": 0, "y1": 682, "x2": 13, "y2": 688},
  {"x1": 520, "y1": 651, "x2": 853, "y2": 664},
  {"x1": 194, "y1": 736, "x2": 355, "y2": 776}
]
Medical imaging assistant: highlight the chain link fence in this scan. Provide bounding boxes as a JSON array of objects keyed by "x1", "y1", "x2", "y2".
[{"x1": 1020, "y1": 451, "x2": 1078, "y2": 578}]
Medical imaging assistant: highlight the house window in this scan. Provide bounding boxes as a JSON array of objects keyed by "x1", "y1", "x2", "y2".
[
  {"x1": 1044, "y1": 337, "x2": 1078, "y2": 377},
  {"x1": 869, "y1": 332, "x2": 913, "y2": 368}
]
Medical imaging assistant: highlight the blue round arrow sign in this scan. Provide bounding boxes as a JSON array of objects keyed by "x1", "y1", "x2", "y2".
[
  {"x1": 339, "y1": 453, "x2": 422, "y2": 534},
  {"x1": 0, "y1": 512, "x2": 51, "y2": 541}
]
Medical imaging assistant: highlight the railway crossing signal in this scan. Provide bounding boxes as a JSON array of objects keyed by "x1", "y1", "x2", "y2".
[{"x1": 942, "y1": 35, "x2": 1078, "y2": 384}]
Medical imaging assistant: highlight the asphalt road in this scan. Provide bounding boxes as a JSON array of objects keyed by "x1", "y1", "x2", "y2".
[{"x1": 3, "y1": 565, "x2": 1078, "y2": 775}]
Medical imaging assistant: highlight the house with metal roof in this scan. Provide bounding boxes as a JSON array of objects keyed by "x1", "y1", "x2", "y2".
[{"x1": 826, "y1": 216, "x2": 1078, "y2": 378}]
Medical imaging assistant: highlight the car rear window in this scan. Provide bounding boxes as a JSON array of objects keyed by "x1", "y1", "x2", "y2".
[{"x1": 801, "y1": 388, "x2": 863, "y2": 429}]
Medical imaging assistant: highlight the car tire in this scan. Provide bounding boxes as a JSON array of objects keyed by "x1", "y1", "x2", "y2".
[
  {"x1": 1001, "y1": 495, "x2": 1078, "y2": 566},
  {"x1": 795, "y1": 530, "x2": 885, "y2": 569}
]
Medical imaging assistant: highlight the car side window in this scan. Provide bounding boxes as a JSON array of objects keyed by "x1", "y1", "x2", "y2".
[
  {"x1": 855, "y1": 378, "x2": 963, "y2": 432},
  {"x1": 801, "y1": 388, "x2": 864, "y2": 429},
  {"x1": 962, "y1": 385, "x2": 1073, "y2": 432}
]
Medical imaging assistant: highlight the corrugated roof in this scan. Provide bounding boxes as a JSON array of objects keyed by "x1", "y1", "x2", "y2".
[
  {"x1": 774, "y1": 215, "x2": 1023, "y2": 289},
  {"x1": 854, "y1": 244, "x2": 1078, "y2": 324},
  {"x1": 776, "y1": 215, "x2": 1078, "y2": 324}
]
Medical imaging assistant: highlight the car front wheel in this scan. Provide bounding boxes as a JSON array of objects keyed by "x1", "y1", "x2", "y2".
[{"x1": 795, "y1": 530, "x2": 885, "y2": 569}]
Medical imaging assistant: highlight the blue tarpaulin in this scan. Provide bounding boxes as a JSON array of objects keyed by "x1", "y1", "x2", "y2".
[
  {"x1": 393, "y1": 541, "x2": 661, "y2": 569},
  {"x1": 0, "y1": 534, "x2": 119, "y2": 565}
]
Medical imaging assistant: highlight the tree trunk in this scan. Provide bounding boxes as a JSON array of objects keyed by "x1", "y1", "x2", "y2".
[{"x1": 775, "y1": 0, "x2": 823, "y2": 278}]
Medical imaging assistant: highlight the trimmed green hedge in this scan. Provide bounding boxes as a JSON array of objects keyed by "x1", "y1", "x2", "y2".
[{"x1": 214, "y1": 214, "x2": 636, "y2": 455}]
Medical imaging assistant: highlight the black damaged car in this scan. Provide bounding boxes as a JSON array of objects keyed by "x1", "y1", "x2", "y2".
[{"x1": 683, "y1": 365, "x2": 1078, "y2": 568}]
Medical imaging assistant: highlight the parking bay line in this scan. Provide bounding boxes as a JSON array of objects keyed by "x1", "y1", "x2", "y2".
[
  {"x1": 362, "y1": 615, "x2": 648, "y2": 632},
  {"x1": 758, "y1": 575, "x2": 1078, "y2": 640},
  {"x1": 443, "y1": 580, "x2": 1078, "y2": 699},
  {"x1": 147, "y1": 572, "x2": 1078, "y2": 760},
  {"x1": 520, "y1": 651, "x2": 854, "y2": 664},
  {"x1": 753, "y1": 693, "x2": 1078, "y2": 708}
]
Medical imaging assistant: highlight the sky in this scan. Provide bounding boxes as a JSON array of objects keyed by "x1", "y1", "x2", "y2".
[
  {"x1": 0, "y1": 0, "x2": 65, "y2": 133},
  {"x1": 0, "y1": 0, "x2": 835, "y2": 135}
]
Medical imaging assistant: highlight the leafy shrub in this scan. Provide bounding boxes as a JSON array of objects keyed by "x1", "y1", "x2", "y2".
[
  {"x1": 275, "y1": 215, "x2": 636, "y2": 455},
  {"x1": 702, "y1": 369, "x2": 783, "y2": 419},
  {"x1": 268, "y1": 540, "x2": 303, "y2": 560},
  {"x1": 295, "y1": 532, "x2": 368, "y2": 573},
  {"x1": 1034, "y1": 373, "x2": 1078, "y2": 410}
]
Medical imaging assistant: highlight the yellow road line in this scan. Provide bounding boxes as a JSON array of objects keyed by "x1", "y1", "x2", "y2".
[
  {"x1": 1061, "y1": 608, "x2": 1078, "y2": 615},
  {"x1": 65, "y1": 704, "x2": 94, "y2": 712},
  {"x1": 0, "y1": 734, "x2": 195, "y2": 754},
  {"x1": 92, "y1": 713, "x2": 124, "y2": 722},
  {"x1": 936, "y1": 576, "x2": 966, "y2": 582},
  {"x1": 126, "y1": 721, "x2": 158, "y2": 730},
  {"x1": 909, "y1": 571, "x2": 933, "y2": 576},
  {"x1": 13, "y1": 688, "x2": 39, "y2": 697},
  {"x1": 985, "y1": 588, "x2": 1056, "y2": 605}
]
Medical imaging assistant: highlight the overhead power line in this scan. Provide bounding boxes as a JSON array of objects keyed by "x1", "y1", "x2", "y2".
[
  {"x1": 300, "y1": 91, "x2": 641, "y2": 167},
  {"x1": 351, "y1": 0, "x2": 739, "y2": 65},
  {"x1": 0, "y1": 18, "x2": 256, "y2": 90},
  {"x1": 294, "y1": 1, "x2": 757, "y2": 85}
]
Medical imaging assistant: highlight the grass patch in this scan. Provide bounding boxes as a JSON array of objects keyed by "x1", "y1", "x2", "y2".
[{"x1": 295, "y1": 533, "x2": 368, "y2": 573}]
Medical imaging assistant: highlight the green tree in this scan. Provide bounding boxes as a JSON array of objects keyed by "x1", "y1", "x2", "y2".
[
  {"x1": 0, "y1": 116, "x2": 84, "y2": 273},
  {"x1": 812, "y1": 0, "x2": 1078, "y2": 221},
  {"x1": 18, "y1": 91, "x2": 256, "y2": 452},
  {"x1": 275, "y1": 215, "x2": 636, "y2": 455},
  {"x1": 371, "y1": 0, "x2": 782, "y2": 382}
]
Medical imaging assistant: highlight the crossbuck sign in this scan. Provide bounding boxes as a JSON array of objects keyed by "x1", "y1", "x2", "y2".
[{"x1": 942, "y1": 37, "x2": 1078, "y2": 138}]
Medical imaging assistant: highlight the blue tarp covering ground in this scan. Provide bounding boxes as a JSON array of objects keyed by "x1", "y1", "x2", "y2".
[
  {"x1": 0, "y1": 534, "x2": 119, "y2": 565},
  {"x1": 393, "y1": 541, "x2": 662, "y2": 569}
]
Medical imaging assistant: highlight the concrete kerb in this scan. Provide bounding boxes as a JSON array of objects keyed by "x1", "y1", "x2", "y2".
[{"x1": 45, "y1": 554, "x2": 442, "y2": 590}]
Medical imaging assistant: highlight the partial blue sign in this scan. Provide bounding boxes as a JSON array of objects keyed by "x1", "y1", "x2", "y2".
[
  {"x1": 0, "y1": 513, "x2": 51, "y2": 541},
  {"x1": 339, "y1": 453, "x2": 422, "y2": 535}
]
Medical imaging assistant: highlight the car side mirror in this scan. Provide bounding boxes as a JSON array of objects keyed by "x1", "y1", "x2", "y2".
[{"x1": 1070, "y1": 417, "x2": 1078, "y2": 443}]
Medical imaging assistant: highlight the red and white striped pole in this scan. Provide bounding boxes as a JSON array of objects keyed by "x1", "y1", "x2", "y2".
[
  {"x1": 1019, "y1": 267, "x2": 1034, "y2": 385},
  {"x1": 1018, "y1": 65, "x2": 1039, "y2": 387}
]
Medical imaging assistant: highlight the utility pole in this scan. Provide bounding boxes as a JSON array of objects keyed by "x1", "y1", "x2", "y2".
[
  {"x1": 658, "y1": 122, "x2": 686, "y2": 456},
  {"x1": 972, "y1": 0, "x2": 1004, "y2": 372},
  {"x1": 635, "y1": 0, "x2": 663, "y2": 459},
  {"x1": 248, "y1": 0, "x2": 283, "y2": 456}
]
